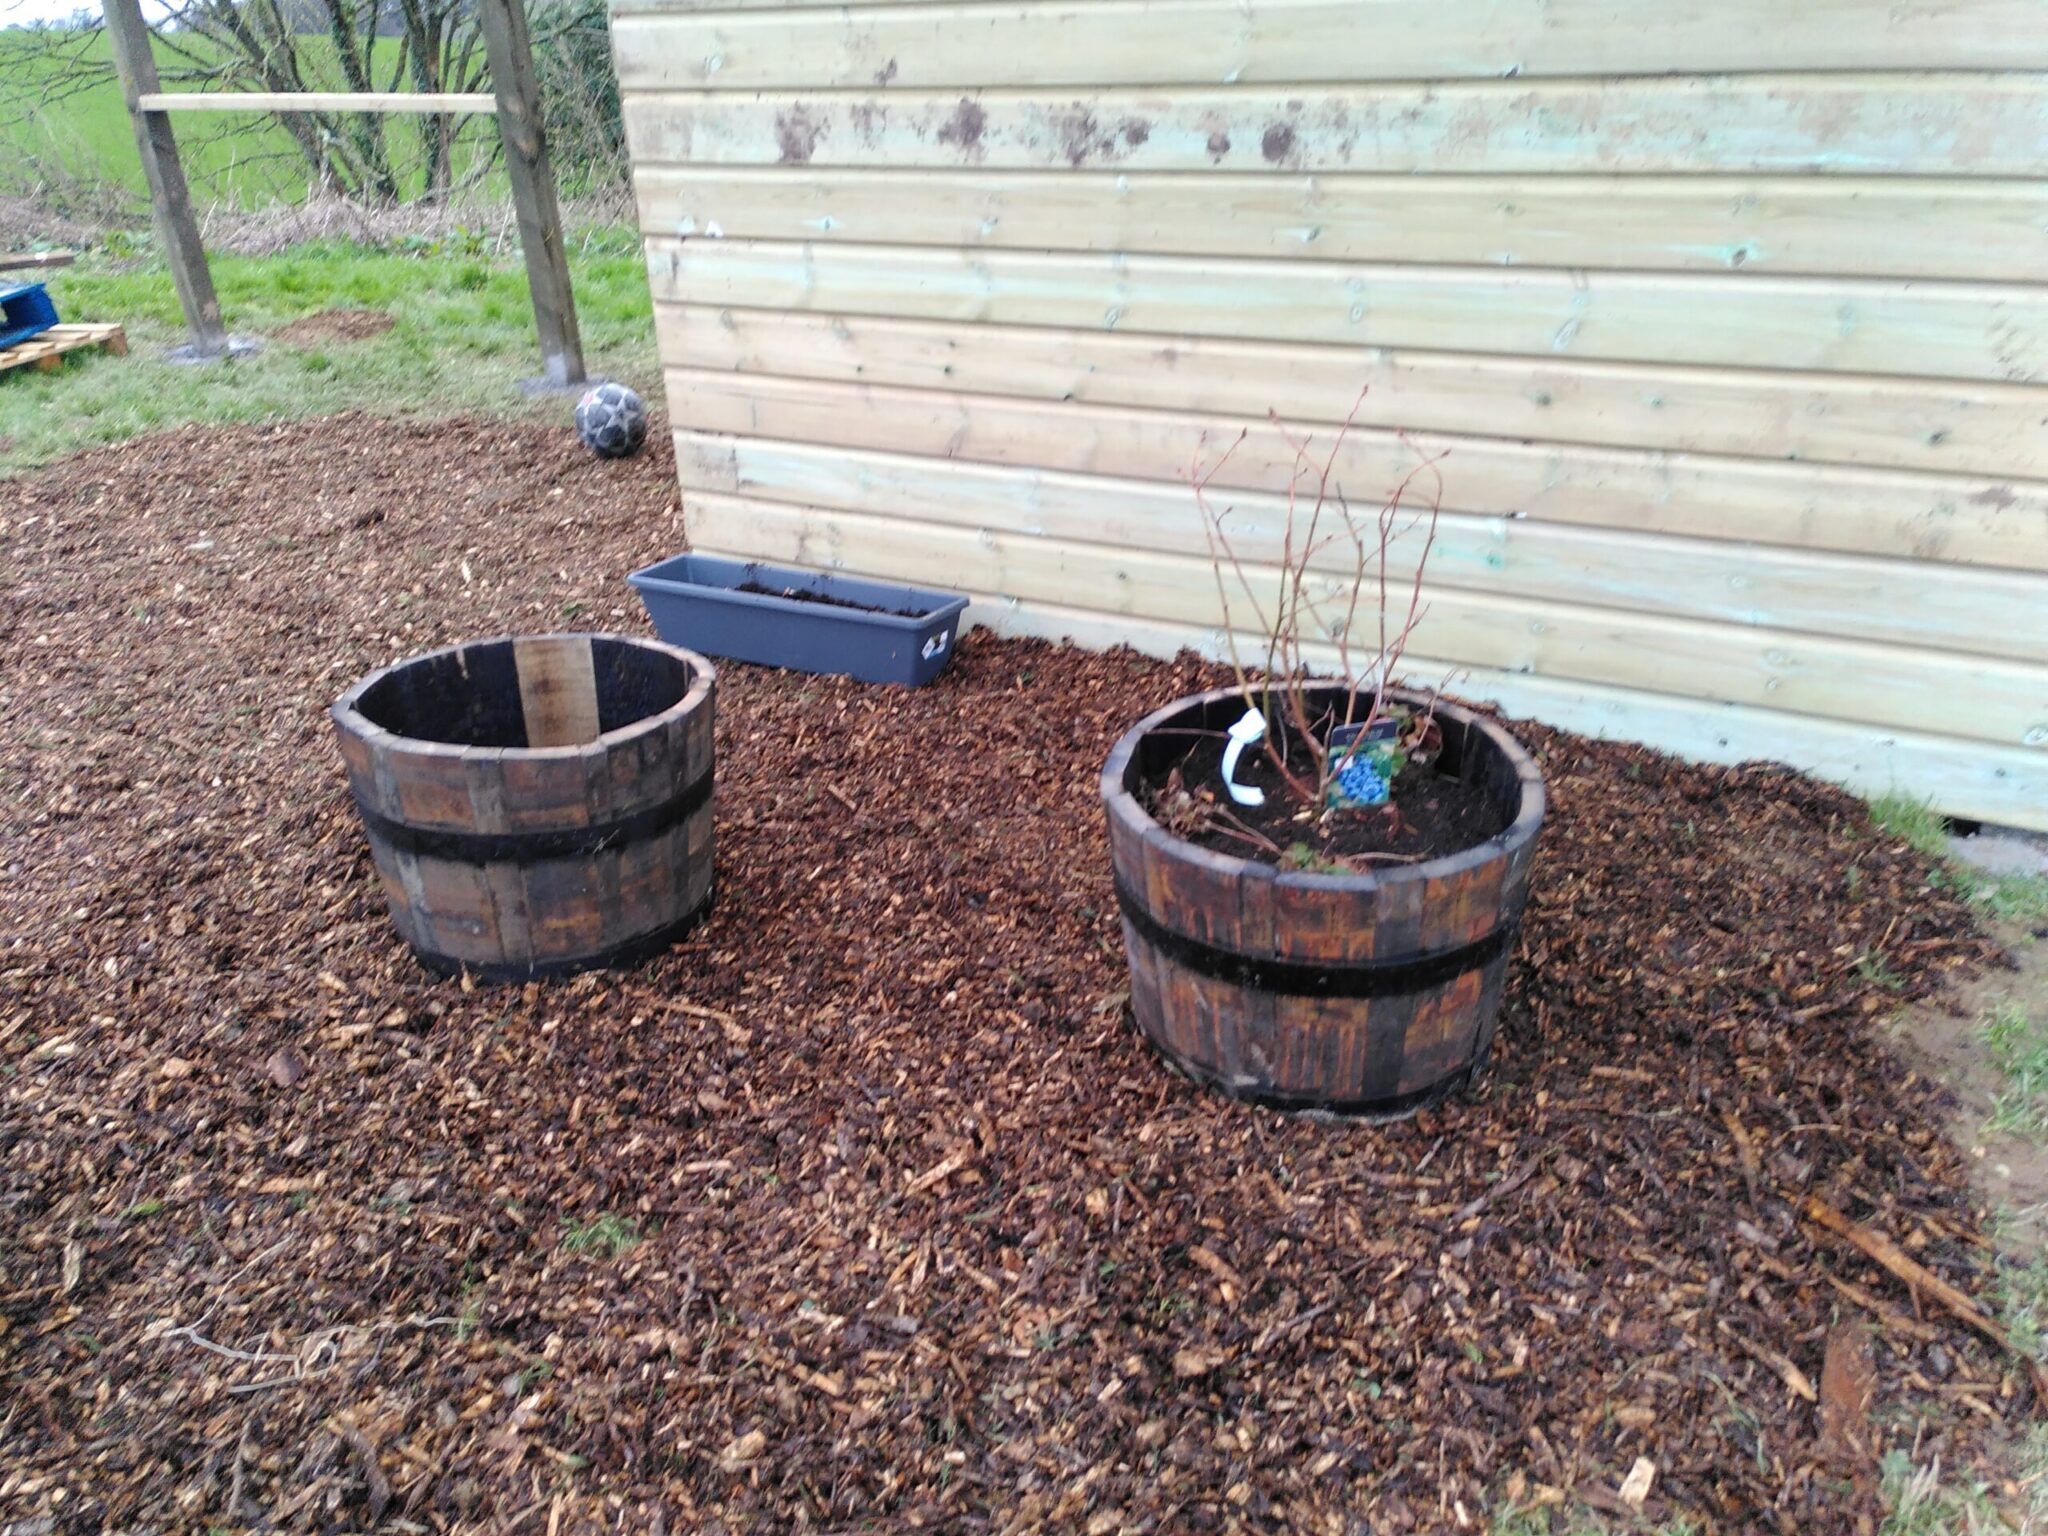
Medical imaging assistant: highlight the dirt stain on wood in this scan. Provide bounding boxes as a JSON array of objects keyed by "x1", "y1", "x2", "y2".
[
  {"x1": 936, "y1": 97, "x2": 987, "y2": 156},
  {"x1": 774, "y1": 106, "x2": 821, "y2": 163}
]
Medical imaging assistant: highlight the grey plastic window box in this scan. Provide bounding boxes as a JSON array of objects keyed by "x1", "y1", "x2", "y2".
[{"x1": 628, "y1": 553, "x2": 970, "y2": 687}]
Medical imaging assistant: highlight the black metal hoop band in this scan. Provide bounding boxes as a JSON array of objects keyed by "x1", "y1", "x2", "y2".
[
  {"x1": 1112, "y1": 875, "x2": 1521, "y2": 999},
  {"x1": 355, "y1": 770, "x2": 712, "y2": 865}
]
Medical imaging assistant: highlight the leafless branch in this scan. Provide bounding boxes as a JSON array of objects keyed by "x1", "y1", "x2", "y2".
[{"x1": 1188, "y1": 391, "x2": 1451, "y2": 822}]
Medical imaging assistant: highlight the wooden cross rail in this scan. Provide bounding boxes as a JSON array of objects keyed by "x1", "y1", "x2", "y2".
[
  {"x1": 135, "y1": 92, "x2": 500, "y2": 115},
  {"x1": 100, "y1": 0, "x2": 584, "y2": 385},
  {"x1": 0, "y1": 252, "x2": 77, "y2": 273}
]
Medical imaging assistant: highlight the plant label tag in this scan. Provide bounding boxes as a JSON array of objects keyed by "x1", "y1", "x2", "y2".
[
  {"x1": 1327, "y1": 717, "x2": 1405, "y2": 809},
  {"x1": 1220, "y1": 707, "x2": 1267, "y2": 807}
]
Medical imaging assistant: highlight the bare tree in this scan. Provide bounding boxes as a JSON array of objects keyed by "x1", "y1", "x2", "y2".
[
  {"x1": 141, "y1": 0, "x2": 485, "y2": 203},
  {"x1": 1, "y1": 0, "x2": 619, "y2": 212}
]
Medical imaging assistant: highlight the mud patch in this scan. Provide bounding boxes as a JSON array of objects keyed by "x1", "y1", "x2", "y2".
[
  {"x1": 1261, "y1": 122, "x2": 1298, "y2": 163},
  {"x1": 273, "y1": 308, "x2": 395, "y2": 346}
]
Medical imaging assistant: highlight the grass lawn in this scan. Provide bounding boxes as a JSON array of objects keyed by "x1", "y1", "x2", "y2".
[{"x1": 0, "y1": 226, "x2": 660, "y2": 471}]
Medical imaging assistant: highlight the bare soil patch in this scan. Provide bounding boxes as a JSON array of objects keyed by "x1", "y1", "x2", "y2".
[
  {"x1": 274, "y1": 308, "x2": 397, "y2": 346},
  {"x1": 1889, "y1": 930, "x2": 2048, "y2": 1243},
  {"x1": 0, "y1": 414, "x2": 2034, "y2": 1533}
]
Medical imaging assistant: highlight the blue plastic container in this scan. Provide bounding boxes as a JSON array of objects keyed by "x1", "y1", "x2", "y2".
[
  {"x1": 0, "y1": 283, "x2": 60, "y2": 351},
  {"x1": 628, "y1": 553, "x2": 969, "y2": 687}
]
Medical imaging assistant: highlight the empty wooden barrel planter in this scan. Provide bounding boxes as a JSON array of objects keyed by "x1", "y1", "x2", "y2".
[
  {"x1": 1101, "y1": 686, "x2": 1545, "y2": 1118},
  {"x1": 332, "y1": 633, "x2": 716, "y2": 980}
]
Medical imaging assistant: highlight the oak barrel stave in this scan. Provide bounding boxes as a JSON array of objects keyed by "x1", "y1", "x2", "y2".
[
  {"x1": 1101, "y1": 685, "x2": 1544, "y2": 1117},
  {"x1": 332, "y1": 632, "x2": 717, "y2": 980}
]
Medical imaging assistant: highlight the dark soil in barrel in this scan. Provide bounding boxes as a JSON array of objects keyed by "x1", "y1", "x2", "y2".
[
  {"x1": 1142, "y1": 728, "x2": 1507, "y2": 866},
  {"x1": 735, "y1": 578, "x2": 928, "y2": 618},
  {"x1": 2, "y1": 412, "x2": 2039, "y2": 1535}
]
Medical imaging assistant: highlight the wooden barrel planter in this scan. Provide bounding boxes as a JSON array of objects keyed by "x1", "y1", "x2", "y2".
[
  {"x1": 331, "y1": 633, "x2": 716, "y2": 980},
  {"x1": 1100, "y1": 685, "x2": 1545, "y2": 1118}
]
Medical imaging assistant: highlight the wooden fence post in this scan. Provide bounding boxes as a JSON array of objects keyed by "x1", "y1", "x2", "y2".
[
  {"x1": 477, "y1": 0, "x2": 587, "y2": 389},
  {"x1": 102, "y1": 0, "x2": 228, "y2": 359}
]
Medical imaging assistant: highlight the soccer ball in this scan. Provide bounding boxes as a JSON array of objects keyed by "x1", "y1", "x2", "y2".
[{"x1": 575, "y1": 382, "x2": 648, "y2": 459}]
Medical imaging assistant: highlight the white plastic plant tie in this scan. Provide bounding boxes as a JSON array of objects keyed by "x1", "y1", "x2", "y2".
[{"x1": 1220, "y1": 707, "x2": 1267, "y2": 807}]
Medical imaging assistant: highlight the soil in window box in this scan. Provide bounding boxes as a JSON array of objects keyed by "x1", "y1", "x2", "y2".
[{"x1": 732, "y1": 580, "x2": 928, "y2": 619}]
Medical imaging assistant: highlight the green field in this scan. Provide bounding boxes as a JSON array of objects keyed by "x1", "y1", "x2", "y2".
[
  {"x1": 1, "y1": 27, "x2": 500, "y2": 214},
  {"x1": 0, "y1": 229, "x2": 660, "y2": 470}
]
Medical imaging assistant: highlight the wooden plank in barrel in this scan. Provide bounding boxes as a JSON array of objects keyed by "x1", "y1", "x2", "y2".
[{"x1": 514, "y1": 635, "x2": 603, "y2": 747}]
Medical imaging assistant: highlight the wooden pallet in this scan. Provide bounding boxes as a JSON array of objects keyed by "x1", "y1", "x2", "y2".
[{"x1": 0, "y1": 322, "x2": 128, "y2": 376}]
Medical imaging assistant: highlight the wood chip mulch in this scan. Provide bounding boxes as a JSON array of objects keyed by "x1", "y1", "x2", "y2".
[{"x1": 0, "y1": 414, "x2": 2029, "y2": 1534}]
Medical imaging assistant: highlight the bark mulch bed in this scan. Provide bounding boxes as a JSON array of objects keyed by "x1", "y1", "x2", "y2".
[{"x1": 0, "y1": 414, "x2": 2033, "y2": 1534}]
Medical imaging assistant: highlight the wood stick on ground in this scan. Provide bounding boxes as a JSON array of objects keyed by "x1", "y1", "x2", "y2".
[
  {"x1": 1450, "y1": 1156, "x2": 1541, "y2": 1224},
  {"x1": 1821, "y1": 1271, "x2": 1944, "y2": 1343},
  {"x1": 659, "y1": 998, "x2": 735, "y2": 1026},
  {"x1": 1721, "y1": 1109, "x2": 1764, "y2": 1208},
  {"x1": 1803, "y1": 1196, "x2": 2048, "y2": 1401},
  {"x1": 1717, "y1": 1318, "x2": 1817, "y2": 1402}
]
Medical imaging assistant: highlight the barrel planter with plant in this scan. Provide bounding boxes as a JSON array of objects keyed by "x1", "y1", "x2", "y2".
[
  {"x1": 331, "y1": 632, "x2": 716, "y2": 980},
  {"x1": 1099, "y1": 392, "x2": 1545, "y2": 1116},
  {"x1": 1101, "y1": 683, "x2": 1544, "y2": 1117}
]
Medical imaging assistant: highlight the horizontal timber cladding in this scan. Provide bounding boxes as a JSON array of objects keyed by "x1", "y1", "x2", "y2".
[
  {"x1": 661, "y1": 371, "x2": 2048, "y2": 571},
  {"x1": 621, "y1": 81, "x2": 2048, "y2": 178},
  {"x1": 609, "y1": 1, "x2": 2047, "y2": 91},
  {"x1": 678, "y1": 491, "x2": 2048, "y2": 749},
  {"x1": 670, "y1": 432, "x2": 2048, "y2": 661},
  {"x1": 645, "y1": 240, "x2": 2048, "y2": 385},
  {"x1": 656, "y1": 308, "x2": 2048, "y2": 480},
  {"x1": 634, "y1": 169, "x2": 2048, "y2": 283},
  {"x1": 614, "y1": 0, "x2": 2048, "y2": 828}
]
